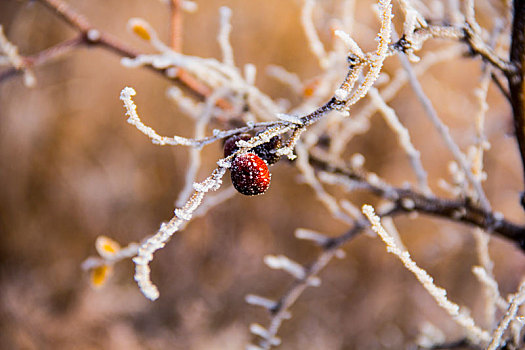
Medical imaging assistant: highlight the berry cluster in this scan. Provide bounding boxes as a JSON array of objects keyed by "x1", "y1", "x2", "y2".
[{"x1": 224, "y1": 133, "x2": 282, "y2": 196}]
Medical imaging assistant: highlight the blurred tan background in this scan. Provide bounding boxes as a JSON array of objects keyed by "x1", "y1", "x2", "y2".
[{"x1": 1, "y1": 0, "x2": 525, "y2": 349}]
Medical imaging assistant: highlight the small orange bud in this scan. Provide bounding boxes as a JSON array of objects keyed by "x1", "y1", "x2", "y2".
[
  {"x1": 95, "y1": 236, "x2": 121, "y2": 259},
  {"x1": 90, "y1": 264, "x2": 112, "y2": 288},
  {"x1": 128, "y1": 18, "x2": 152, "y2": 41}
]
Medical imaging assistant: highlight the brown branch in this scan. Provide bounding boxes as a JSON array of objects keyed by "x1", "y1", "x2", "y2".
[
  {"x1": 462, "y1": 24, "x2": 516, "y2": 75},
  {"x1": 34, "y1": 0, "x2": 201, "y2": 97},
  {"x1": 0, "y1": 35, "x2": 81, "y2": 82},
  {"x1": 507, "y1": 0, "x2": 525, "y2": 210},
  {"x1": 0, "y1": 0, "x2": 232, "y2": 110},
  {"x1": 392, "y1": 25, "x2": 515, "y2": 76},
  {"x1": 308, "y1": 154, "x2": 525, "y2": 251}
]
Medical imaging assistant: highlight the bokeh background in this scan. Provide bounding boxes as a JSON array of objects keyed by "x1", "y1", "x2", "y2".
[{"x1": 1, "y1": 0, "x2": 525, "y2": 349}]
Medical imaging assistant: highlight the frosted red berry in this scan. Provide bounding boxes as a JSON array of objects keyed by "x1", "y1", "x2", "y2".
[
  {"x1": 230, "y1": 153, "x2": 271, "y2": 196},
  {"x1": 223, "y1": 133, "x2": 251, "y2": 158},
  {"x1": 224, "y1": 133, "x2": 282, "y2": 165},
  {"x1": 253, "y1": 135, "x2": 282, "y2": 165}
]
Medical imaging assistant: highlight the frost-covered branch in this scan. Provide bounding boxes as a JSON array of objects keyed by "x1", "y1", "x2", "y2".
[
  {"x1": 362, "y1": 204, "x2": 491, "y2": 344},
  {"x1": 308, "y1": 153, "x2": 525, "y2": 247},
  {"x1": 247, "y1": 223, "x2": 366, "y2": 349},
  {"x1": 397, "y1": 51, "x2": 492, "y2": 212},
  {"x1": 134, "y1": 167, "x2": 227, "y2": 300}
]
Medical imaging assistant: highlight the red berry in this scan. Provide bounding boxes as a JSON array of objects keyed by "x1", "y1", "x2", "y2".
[
  {"x1": 252, "y1": 135, "x2": 282, "y2": 165},
  {"x1": 224, "y1": 134, "x2": 251, "y2": 158},
  {"x1": 231, "y1": 153, "x2": 271, "y2": 196},
  {"x1": 224, "y1": 133, "x2": 282, "y2": 165}
]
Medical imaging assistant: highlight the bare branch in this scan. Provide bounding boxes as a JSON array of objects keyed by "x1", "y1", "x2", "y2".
[{"x1": 308, "y1": 154, "x2": 525, "y2": 249}]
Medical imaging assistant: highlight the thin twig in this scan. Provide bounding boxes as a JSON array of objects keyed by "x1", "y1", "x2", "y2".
[
  {"x1": 37, "y1": 0, "x2": 91, "y2": 32},
  {"x1": 170, "y1": 0, "x2": 183, "y2": 52},
  {"x1": 368, "y1": 87, "x2": 430, "y2": 194},
  {"x1": 251, "y1": 221, "x2": 367, "y2": 349},
  {"x1": 0, "y1": 34, "x2": 82, "y2": 83},
  {"x1": 397, "y1": 51, "x2": 492, "y2": 212},
  {"x1": 0, "y1": 0, "x2": 232, "y2": 110}
]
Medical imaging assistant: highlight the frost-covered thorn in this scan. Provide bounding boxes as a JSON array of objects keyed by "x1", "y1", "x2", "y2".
[
  {"x1": 334, "y1": 30, "x2": 365, "y2": 59},
  {"x1": 367, "y1": 173, "x2": 381, "y2": 186},
  {"x1": 400, "y1": 198, "x2": 415, "y2": 210},
  {"x1": 452, "y1": 207, "x2": 467, "y2": 220},
  {"x1": 277, "y1": 113, "x2": 304, "y2": 125},
  {"x1": 245, "y1": 294, "x2": 278, "y2": 310},
  {"x1": 86, "y1": 29, "x2": 101, "y2": 42},
  {"x1": 350, "y1": 153, "x2": 365, "y2": 168},
  {"x1": 165, "y1": 67, "x2": 178, "y2": 78},
  {"x1": 335, "y1": 249, "x2": 346, "y2": 259},
  {"x1": 249, "y1": 324, "x2": 281, "y2": 346},
  {"x1": 264, "y1": 255, "x2": 306, "y2": 280},
  {"x1": 181, "y1": 0, "x2": 198, "y2": 13},
  {"x1": 307, "y1": 276, "x2": 321, "y2": 287},
  {"x1": 493, "y1": 211, "x2": 504, "y2": 222},
  {"x1": 294, "y1": 228, "x2": 330, "y2": 246}
]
